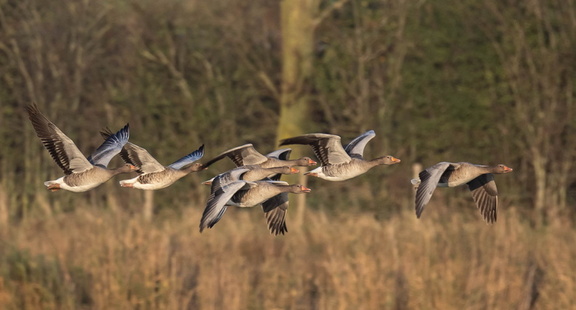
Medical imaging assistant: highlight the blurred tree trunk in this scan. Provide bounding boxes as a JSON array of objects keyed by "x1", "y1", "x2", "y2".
[
  {"x1": 143, "y1": 191, "x2": 154, "y2": 221},
  {"x1": 277, "y1": 0, "x2": 348, "y2": 227},
  {"x1": 0, "y1": 184, "x2": 7, "y2": 236},
  {"x1": 277, "y1": 0, "x2": 319, "y2": 228},
  {"x1": 277, "y1": 0, "x2": 319, "y2": 140}
]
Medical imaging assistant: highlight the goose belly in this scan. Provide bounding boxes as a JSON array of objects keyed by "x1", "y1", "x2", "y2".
[
  {"x1": 320, "y1": 174, "x2": 357, "y2": 182},
  {"x1": 318, "y1": 165, "x2": 366, "y2": 181},
  {"x1": 439, "y1": 177, "x2": 474, "y2": 188},
  {"x1": 45, "y1": 177, "x2": 102, "y2": 192},
  {"x1": 230, "y1": 196, "x2": 266, "y2": 208},
  {"x1": 437, "y1": 169, "x2": 478, "y2": 188},
  {"x1": 229, "y1": 189, "x2": 273, "y2": 208},
  {"x1": 134, "y1": 182, "x2": 172, "y2": 190},
  {"x1": 127, "y1": 174, "x2": 179, "y2": 190}
]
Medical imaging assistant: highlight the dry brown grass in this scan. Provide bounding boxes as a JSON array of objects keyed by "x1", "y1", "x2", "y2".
[{"x1": 0, "y1": 202, "x2": 574, "y2": 310}]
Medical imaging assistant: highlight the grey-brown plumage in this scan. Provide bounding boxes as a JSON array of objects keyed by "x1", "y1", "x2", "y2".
[
  {"x1": 411, "y1": 162, "x2": 513, "y2": 223},
  {"x1": 199, "y1": 167, "x2": 311, "y2": 234},
  {"x1": 202, "y1": 144, "x2": 316, "y2": 169},
  {"x1": 279, "y1": 130, "x2": 401, "y2": 181},
  {"x1": 202, "y1": 165, "x2": 299, "y2": 185},
  {"x1": 100, "y1": 128, "x2": 205, "y2": 190},
  {"x1": 261, "y1": 192, "x2": 289, "y2": 235},
  {"x1": 201, "y1": 165, "x2": 300, "y2": 235},
  {"x1": 26, "y1": 103, "x2": 136, "y2": 192}
]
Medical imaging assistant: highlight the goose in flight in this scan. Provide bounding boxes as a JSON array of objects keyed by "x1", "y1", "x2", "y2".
[
  {"x1": 411, "y1": 162, "x2": 513, "y2": 223},
  {"x1": 26, "y1": 103, "x2": 136, "y2": 192},
  {"x1": 199, "y1": 167, "x2": 310, "y2": 235},
  {"x1": 202, "y1": 144, "x2": 316, "y2": 169},
  {"x1": 279, "y1": 130, "x2": 400, "y2": 181},
  {"x1": 100, "y1": 128, "x2": 205, "y2": 190}
]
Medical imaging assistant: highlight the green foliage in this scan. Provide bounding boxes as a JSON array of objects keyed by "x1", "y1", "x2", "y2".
[
  {"x1": 398, "y1": 1, "x2": 500, "y2": 162},
  {"x1": 0, "y1": 0, "x2": 574, "y2": 219}
]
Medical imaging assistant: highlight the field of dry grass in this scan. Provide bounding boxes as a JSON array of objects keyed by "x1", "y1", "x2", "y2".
[{"x1": 0, "y1": 201, "x2": 574, "y2": 310}]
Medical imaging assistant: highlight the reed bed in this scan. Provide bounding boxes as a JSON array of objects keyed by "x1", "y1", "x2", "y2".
[{"x1": 0, "y1": 203, "x2": 574, "y2": 310}]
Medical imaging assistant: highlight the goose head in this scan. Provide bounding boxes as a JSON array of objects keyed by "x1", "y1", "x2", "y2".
[
  {"x1": 374, "y1": 155, "x2": 401, "y2": 165},
  {"x1": 118, "y1": 164, "x2": 138, "y2": 173},
  {"x1": 296, "y1": 157, "x2": 317, "y2": 166},
  {"x1": 289, "y1": 184, "x2": 311, "y2": 193},
  {"x1": 278, "y1": 166, "x2": 300, "y2": 174},
  {"x1": 493, "y1": 164, "x2": 513, "y2": 174}
]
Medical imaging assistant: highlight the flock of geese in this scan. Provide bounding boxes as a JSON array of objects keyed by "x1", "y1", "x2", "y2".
[{"x1": 26, "y1": 104, "x2": 513, "y2": 235}]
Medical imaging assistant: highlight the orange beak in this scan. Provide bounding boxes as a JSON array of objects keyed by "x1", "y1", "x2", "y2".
[
  {"x1": 304, "y1": 172, "x2": 318, "y2": 177},
  {"x1": 308, "y1": 159, "x2": 317, "y2": 165},
  {"x1": 504, "y1": 166, "x2": 513, "y2": 173},
  {"x1": 290, "y1": 167, "x2": 299, "y2": 173},
  {"x1": 391, "y1": 157, "x2": 401, "y2": 163},
  {"x1": 301, "y1": 186, "x2": 311, "y2": 193}
]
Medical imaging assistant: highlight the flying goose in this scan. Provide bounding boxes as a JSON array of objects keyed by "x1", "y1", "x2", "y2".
[
  {"x1": 202, "y1": 144, "x2": 316, "y2": 169},
  {"x1": 199, "y1": 167, "x2": 311, "y2": 235},
  {"x1": 100, "y1": 128, "x2": 205, "y2": 190},
  {"x1": 411, "y1": 162, "x2": 513, "y2": 223},
  {"x1": 279, "y1": 130, "x2": 401, "y2": 181},
  {"x1": 26, "y1": 103, "x2": 136, "y2": 192}
]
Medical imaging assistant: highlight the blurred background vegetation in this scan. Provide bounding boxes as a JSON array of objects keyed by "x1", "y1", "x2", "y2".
[{"x1": 0, "y1": 0, "x2": 575, "y2": 309}]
